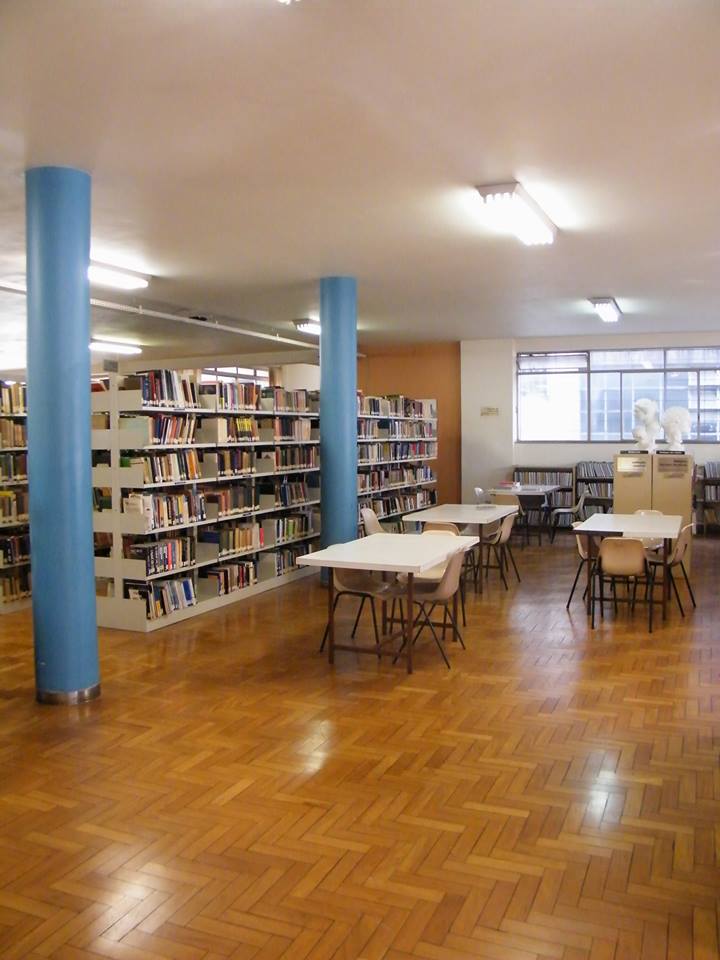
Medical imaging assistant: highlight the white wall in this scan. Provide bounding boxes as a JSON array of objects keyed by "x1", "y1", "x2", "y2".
[
  {"x1": 461, "y1": 330, "x2": 720, "y2": 498},
  {"x1": 461, "y1": 339, "x2": 514, "y2": 497},
  {"x1": 276, "y1": 363, "x2": 320, "y2": 390}
]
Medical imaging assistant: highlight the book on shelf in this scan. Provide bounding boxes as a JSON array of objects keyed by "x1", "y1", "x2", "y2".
[
  {"x1": 124, "y1": 576, "x2": 197, "y2": 620},
  {"x1": 123, "y1": 535, "x2": 196, "y2": 576},
  {"x1": 206, "y1": 485, "x2": 256, "y2": 517},
  {"x1": 132, "y1": 370, "x2": 199, "y2": 408},
  {"x1": 0, "y1": 452, "x2": 28, "y2": 481},
  {"x1": 200, "y1": 520, "x2": 263, "y2": 555},
  {"x1": 119, "y1": 413, "x2": 200, "y2": 446},
  {"x1": 0, "y1": 489, "x2": 29, "y2": 522},
  {"x1": 0, "y1": 532, "x2": 30, "y2": 566},
  {"x1": 122, "y1": 490, "x2": 207, "y2": 529},
  {"x1": 0, "y1": 420, "x2": 26, "y2": 448},
  {"x1": 0, "y1": 567, "x2": 31, "y2": 602},
  {"x1": 0, "y1": 382, "x2": 27, "y2": 415},
  {"x1": 202, "y1": 560, "x2": 257, "y2": 596}
]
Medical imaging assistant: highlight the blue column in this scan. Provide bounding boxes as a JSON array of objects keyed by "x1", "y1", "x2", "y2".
[
  {"x1": 26, "y1": 166, "x2": 100, "y2": 704},
  {"x1": 320, "y1": 277, "x2": 358, "y2": 546}
]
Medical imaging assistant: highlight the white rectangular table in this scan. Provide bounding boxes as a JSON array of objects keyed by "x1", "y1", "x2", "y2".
[
  {"x1": 573, "y1": 513, "x2": 682, "y2": 620},
  {"x1": 402, "y1": 503, "x2": 517, "y2": 595},
  {"x1": 298, "y1": 533, "x2": 478, "y2": 673},
  {"x1": 489, "y1": 485, "x2": 561, "y2": 544}
]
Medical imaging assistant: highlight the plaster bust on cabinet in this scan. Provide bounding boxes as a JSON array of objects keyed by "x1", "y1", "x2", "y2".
[
  {"x1": 661, "y1": 406, "x2": 692, "y2": 449},
  {"x1": 632, "y1": 398, "x2": 661, "y2": 451}
]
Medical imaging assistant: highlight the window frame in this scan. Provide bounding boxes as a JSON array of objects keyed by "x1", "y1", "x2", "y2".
[{"x1": 516, "y1": 347, "x2": 720, "y2": 443}]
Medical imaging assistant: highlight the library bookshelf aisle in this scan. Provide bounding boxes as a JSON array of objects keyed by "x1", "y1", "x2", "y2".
[
  {"x1": 697, "y1": 461, "x2": 720, "y2": 533},
  {"x1": 92, "y1": 370, "x2": 321, "y2": 632},
  {"x1": 356, "y1": 393, "x2": 438, "y2": 531},
  {"x1": 0, "y1": 380, "x2": 31, "y2": 612}
]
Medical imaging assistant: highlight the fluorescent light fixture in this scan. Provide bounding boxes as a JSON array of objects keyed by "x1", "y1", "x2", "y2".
[
  {"x1": 294, "y1": 319, "x2": 321, "y2": 337},
  {"x1": 589, "y1": 297, "x2": 621, "y2": 323},
  {"x1": 88, "y1": 262, "x2": 150, "y2": 291},
  {"x1": 90, "y1": 337, "x2": 143, "y2": 355},
  {"x1": 475, "y1": 182, "x2": 557, "y2": 246}
]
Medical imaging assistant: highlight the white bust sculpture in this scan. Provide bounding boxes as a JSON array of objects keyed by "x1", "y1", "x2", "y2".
[
  {"x1": 661, "y1": 406, "x2": 691, "y2": 449},
  {"x1": 632, "y1": 398, "x2": 661, "y2": 451}
]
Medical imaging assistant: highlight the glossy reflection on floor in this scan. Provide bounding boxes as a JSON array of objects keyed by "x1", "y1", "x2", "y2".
[{"x1": 0, "y1": 534, "x2": 718, "y2": 960}]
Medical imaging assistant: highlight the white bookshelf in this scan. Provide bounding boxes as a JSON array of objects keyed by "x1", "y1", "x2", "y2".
[
  {"x1": 356, "y1": 393, "x2": 438, "y2": 529},
  {"x1": 92, "y1": 371, "x2": 321, "y2": 632},
  {"x1": 0, "y1": 381, "x2": 31, "y2": 613}
]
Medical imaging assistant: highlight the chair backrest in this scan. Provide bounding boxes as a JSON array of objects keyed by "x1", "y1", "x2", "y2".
[
  {"x1": 598, "y1": 537, "x2": 646, "y2": 576},
  {"x1": 497, "y1": 512, "x2": 516, "y2": 545},
  {"x1": 361, "y1": 508, "x2": 384, "y2": 536},
  {"x1": 576, "y1": 489, "x2": 587, "y2": 512},
  {"x1": 634, "y1": 509, "x2": 663, "y2": 516},
  {"x1": 671, "y1": 523, "x2": 693, "y2": 565},
  {"x1": 425, "y1": 549, "x2": 465, "y2": 602},
  {"x1": 335, "y1": 567, "x2": 375, "y2": 593},
  {"x1": 423, "y1": 521, "x2": 460, "y2": 535}
]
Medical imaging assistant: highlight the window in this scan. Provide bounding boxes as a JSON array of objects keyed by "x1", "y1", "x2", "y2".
[{"x1": 516, "y1": 347, "x2": 720, "y2": 442}]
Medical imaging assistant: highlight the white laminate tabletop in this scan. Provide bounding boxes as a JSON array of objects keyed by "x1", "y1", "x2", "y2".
[
  {"x1": 402, "y1": 503, "x2": 517, "y2": 526},
  {"x1": 297, "y1": 533, "x2": 479, "y2": 574},
  {"x1": 574, "y1": 513, "x2": 682, "y2": 540},
  {"x1": 489, "y1": 484, "x2": 561, "y2": 496}
]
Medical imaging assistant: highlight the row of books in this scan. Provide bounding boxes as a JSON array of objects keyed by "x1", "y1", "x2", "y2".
[
  {"x1": 513, "y1": 468, "x2": 573, "y2": 486},
  {"x1": 702, "y1": 461, "x2": 720, "y2": 478},
  {"x1": 273, "y1": 418, "x2": 315, "y2": 441},
  {"x1": 0, "y1": 533, "x2": 30, "y2": 567},
  {"x1": 273, "y1": 446, "x2": 319, "y2": 470},
  {"x1": 203, "y1": 560, "x2": 257, "y2": 596},
  {"x1": 269, "y1": 543, "x2": 314, "y2": 577},
  {"x1": 576, "y1": 460, "x2": 614, "y2": 480},
  {"x1": 0, "y1": 382, "x2": 26, "y2": 416},
  {"x1": 358, "y1": 441, "x2": 438, "y2": 464},
  {"x1": 261, "y1": 513, "x2": 314, "y2": 544},
  {"x1": 123, "y1": 491, "x2": 207, "y2": 529},
  {"x1": 581, "y1": 482, "x2": 613, "y2": 498},
  {"x1": 0, "y1": 420, "x2": 26, "y2": 448},
  {"x1": 123, "y1": 451, "x2": 201, "y2": 484},
  {"x1": 210, "y1": 416, "x2": 259, "y2": 442},
  {"x1": 210, "y1": 381, "x2": 261, "y2": 412},
  {"x1": 259, "y1": 479, "x2": 313, "y2": 508},
  {"x1": 119, "y1": 414, "x2": 200, "y2": 445},
  {"x1": 357, "y1": 393, "x2": 436, "y2": 420},
  {"x1": 132, "y1": 370, "x2": 199, "y2": 408},
  {"x1": 357, "y1": 466, "x2": 436, "y2": 494},
  {"x1": 206, "y1": 486, "x2": 255, "y2": 517},
  {"x1": 359, "y1": 422, "x2": 437, "y2": 440},
  {"x1": 0, "y1": 490, "x2": 28, "y2": 522},
  {"x1": 215, "y1": 449, "x2": 255, "y2": 476},
  {"x1": 125, "y1": 576, "x2": 197, "y2": 620},
  {"x1": 124, "y1": 536, "x2": 195, "y2": 576},
  {"x1": 358, "y1": 488, "x2": 436, "y2": 520},
  {"x1": 0, "y1": 452, "x2": 28, "y2": 481},
  {"x1": 258, "y1": 387, "x2": 317, "y2": 413},
  {"x1": 0, "y1": 567, "x2": 31, "y2": 602},
  {"x1": 200, "y1": 521, "x2": 262, "y2": 556}
]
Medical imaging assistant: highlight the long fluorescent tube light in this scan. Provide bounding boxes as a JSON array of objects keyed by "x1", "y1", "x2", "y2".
[
  {"x1": 475, "y1": 182, "x2": 557, "y2": 246},
  {"x1": 90, "y1": 337, "x2": 143, "y2": 355},
  {"x1": 589, "y1": 297, "x2": 621, "y2": 323},
  {"x1": 294, "y1": 319, "x2": 321, "y2": 337},
  {"x1": 88, "y1": 263, "x2": 150, "y2": 291}
]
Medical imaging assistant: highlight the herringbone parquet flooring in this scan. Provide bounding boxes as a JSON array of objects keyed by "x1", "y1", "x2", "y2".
[{"x1": 0, "y1": 535, "x2": 718, "y2": 960}]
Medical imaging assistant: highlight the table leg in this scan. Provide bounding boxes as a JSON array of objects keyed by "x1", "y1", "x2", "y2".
[
  {"x1": 585, "y1": 534, "x2": 592, "y2": 615},
  {"x1": 382, "y1": 599, "x2": 388, "y2": 636},
  {"x1": 662, "y1": 538, "x2": 669, "y2": 621},
  {"x1": 406, "y1": 573, "x2": 414, "y2": 674},
  {"x1": 327, "y1": 570, "x2": 335, "y2": 664}
]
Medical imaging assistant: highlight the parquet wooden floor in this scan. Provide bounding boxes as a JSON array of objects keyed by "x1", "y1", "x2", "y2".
[{"x1": 0, "y1": 535, "x2": 718, "y2": 960}]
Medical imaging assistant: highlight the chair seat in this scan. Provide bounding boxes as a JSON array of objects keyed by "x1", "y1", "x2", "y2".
[{"x1": 551, "y1": 506, "x2": 575, "y2": 517}]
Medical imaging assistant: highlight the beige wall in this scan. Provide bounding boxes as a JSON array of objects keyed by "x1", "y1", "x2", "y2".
[{"x1": 358, "y1": 342, "x2": 461, "y2": 503}]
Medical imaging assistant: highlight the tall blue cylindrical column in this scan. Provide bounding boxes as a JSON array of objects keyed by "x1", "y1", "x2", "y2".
[
  {"x1": 320, "y1": 276, "x2": 358, "y2": 547},
  {"x1": 26, "y1": 166, "x2": 100, "y2": 704}
]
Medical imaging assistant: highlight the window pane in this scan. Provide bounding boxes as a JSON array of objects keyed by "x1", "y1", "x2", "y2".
[
  {"x1": 590, "y1": 349, "x2": 663, "y2": 371},
  {"x1": 665, "y1": 371, "x2": 698, "y2": 439},
  {"x1": 517, "y1": 352, "x2": 587, "y2": 373},
  {"x1": 518, "y1": 373, "x2": 588, "y2": 440},
  {"x1": 621, "y1": 372, "x2": 664, "y2": 440},
  {"x1": 590, "y1": 371, "x2": 621, "y2": 440},
  {"x1": 667, "y1": 347, "x2": 720, "y2": 368},
  {"x1": 699, "y1": 370, "x2": 720, "y2": 441}
]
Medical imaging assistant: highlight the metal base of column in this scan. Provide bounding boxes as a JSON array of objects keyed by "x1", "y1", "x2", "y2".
[{"x1": 36, "y1": 683, "x2": 101, "y2": 705}]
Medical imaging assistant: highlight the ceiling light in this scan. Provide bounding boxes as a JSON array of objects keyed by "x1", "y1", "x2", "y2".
[
  {"x1": 475, "y1": 182, "x2": 557, "y2": 246},
  {"x1": 589, "y1": 297, "x2": 621, "y2": 323},
  {"x1": 88, "y1": 263, "x2": 150, "y2": 291},
  {"x1": 294, "y1": 319, "x2": 321, "y2": 337},
  {"x1": 90, "y1": 337, "x2": 143, "y2": 355}
]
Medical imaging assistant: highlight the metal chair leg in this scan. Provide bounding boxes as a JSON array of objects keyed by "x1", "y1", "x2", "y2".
[
  {"x1": 669, "y1": 569, "x2": 684, "y2": 617},
  {"x1": 351, "y1": 596, "x2": 367, "y2": 638},
  {"x1": 506, "y1": 542, "x2": 521, "y2": 582},
  {"x1": 680, "y1": 561, "x2": 697, "y2": 607},
  {"x1": 370, "y1": 598, "x2": 381, "y2": 655},
  {"x1": 566, "y1": 558, "x2": 584, "y2": 609},
  {"x1": 319, "y1": 592, "x2": 342, "y2": 651}
]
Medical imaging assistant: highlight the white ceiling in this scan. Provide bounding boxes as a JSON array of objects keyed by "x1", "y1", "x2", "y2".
[{"x1": 1, "y1": 0, "x2": 719, "y2": 359}]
